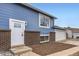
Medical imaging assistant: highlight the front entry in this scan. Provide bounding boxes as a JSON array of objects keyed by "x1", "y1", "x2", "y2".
[{"x1": 9, "y1": 19, "x2": 25, "y2": 47}]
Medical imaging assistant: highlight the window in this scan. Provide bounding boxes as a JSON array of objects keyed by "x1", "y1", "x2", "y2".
[
  {"x1": 39, "y1": 13, "x2": 50, "y2": 28},
  {"x1": 40, "y1": 34, "x2": 49, "y2": 43},
  {"x1": 14, "y1": 22, "x2": 21, "y2": 28}
]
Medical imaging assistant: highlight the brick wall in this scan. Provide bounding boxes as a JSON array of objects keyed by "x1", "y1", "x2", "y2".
[
  {"x1": 0, "y1": 30, "x2": 11, "y2": 51},
  {"x1": 49, "y1": 32, "x2": 55, "y2": 42},
  {"x1": 24, "y1": 31, "x2": 40, "y2": 45}
]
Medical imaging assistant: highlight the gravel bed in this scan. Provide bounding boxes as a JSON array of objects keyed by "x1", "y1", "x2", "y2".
[{"x1": 0, "y1": 51, "x2": 14, "y2": 56}]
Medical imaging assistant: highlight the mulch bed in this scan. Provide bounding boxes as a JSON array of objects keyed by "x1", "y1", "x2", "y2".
[{"x1": 29, "y1": 42, "x2": 76, "y2": 56}]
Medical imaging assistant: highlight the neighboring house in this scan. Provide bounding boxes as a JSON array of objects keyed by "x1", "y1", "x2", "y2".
[
  {"x1": 66, "y1": 28, "x2": 73, "y2": 39},
  {"x1": 54, "y1": 26, "x2": 66, "y2": 41},
  {"x1": 0, "y1": 3, "x2": 56, "y2": 50},
  {"x1": 65, "y1": 27, "x2": 79, "y2": 39},
  {"x1": 68, "y1": 28, "x2": 79, "y2": 39},
  {"x1": 54, "y1": 26, "x2": 79, "y2": 42}
]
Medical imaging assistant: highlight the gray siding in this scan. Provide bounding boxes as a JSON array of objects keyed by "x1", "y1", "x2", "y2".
[{"x1": 0, "y1": 3, "x2": 54, "y2": 34}]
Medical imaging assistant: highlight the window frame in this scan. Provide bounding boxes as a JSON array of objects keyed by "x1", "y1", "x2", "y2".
[
  {"x1": 40, "y1": 34, "x2": 50, "y2": 43},
  {"x1": 39, "y1": 13, "x2": 50, "y2": 28}
]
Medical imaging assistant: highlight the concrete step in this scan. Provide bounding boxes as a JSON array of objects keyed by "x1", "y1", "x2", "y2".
[
  {"x1": 21, "y1": 51, "x2": 40, "y2": 56},
  {"x1": 10, "y1": 45, "x2": 32, "y2": 56}
]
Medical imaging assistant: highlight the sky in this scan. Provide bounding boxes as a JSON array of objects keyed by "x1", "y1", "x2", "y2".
[{"x1": 31, "y1": 3, "x2": 79, "y2": 28}]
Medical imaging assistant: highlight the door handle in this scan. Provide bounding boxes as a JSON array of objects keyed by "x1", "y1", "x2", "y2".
[{"x1": 21, "y1": 33, "x2": 23, "y2": 36}]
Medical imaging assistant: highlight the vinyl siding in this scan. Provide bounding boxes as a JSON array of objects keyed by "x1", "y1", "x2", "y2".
[{"x1": 0, "y1": 3, "x2": 54, "y2": 34}]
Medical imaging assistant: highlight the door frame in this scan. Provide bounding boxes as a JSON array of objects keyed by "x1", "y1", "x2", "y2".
[{"x1": 9, "y1": 18, "x2": 26, "y2": 47}]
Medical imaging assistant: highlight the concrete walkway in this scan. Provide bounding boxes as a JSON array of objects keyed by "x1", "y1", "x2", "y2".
[{"x1": 61, "y1": 40, "x2": 79, "y2": 46}]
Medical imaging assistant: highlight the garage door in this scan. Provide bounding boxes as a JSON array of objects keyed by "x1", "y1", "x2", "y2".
[{"x1": 55, "y1": 29, "x2": 66, "y2": 41}]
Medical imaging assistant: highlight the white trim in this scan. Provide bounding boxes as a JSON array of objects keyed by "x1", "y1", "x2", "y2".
[
  {"x1": 40, "y1": 34, "x2": 49, "y2": 36},
  {"x1": 9, "y1": 18, "x2": 26, "y2": 29},
  {"x1": 40, "y1": 40, "x2": 49, "y2": 43},
  {"x1": 39, "y1": 13, "x2": 50, "y2": 28}
]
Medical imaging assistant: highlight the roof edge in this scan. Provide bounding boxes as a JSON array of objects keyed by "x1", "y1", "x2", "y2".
[{"x1": 20, "y1": 3, "x2": 57, "y2": 19}]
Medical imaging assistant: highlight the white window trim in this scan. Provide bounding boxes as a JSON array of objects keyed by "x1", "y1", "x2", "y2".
[
  {"x1": 39, "y1": 13, "x2": 50, "y2": 28},
  {"x1": 40, "y1": 34, "x2": 49, "y2": 36},
  {"x1": 40, "y1": 40, "x2": 49, "y2": 43}
]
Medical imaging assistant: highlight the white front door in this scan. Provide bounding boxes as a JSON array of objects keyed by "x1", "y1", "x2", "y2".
[{"x1": 9, "y1": 19, "x2": 25, "y2": 47}]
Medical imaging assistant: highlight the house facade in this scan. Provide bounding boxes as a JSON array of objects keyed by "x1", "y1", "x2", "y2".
[
  {"x1": 66, "y1": 28, "x2": 73, "y2": 39},
  {"x1": 0, "y1": 3, "x2": 56, "y2": 50},
  {"x1": 69, "y1": 28, "x2": 79, "y2": 39},
  {"x1": 65, "y1": 27, "x2": 79, "y2": 39}
]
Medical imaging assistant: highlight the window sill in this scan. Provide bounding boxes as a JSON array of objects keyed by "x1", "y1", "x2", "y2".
[
  {"x1": 39, "y1": 26, "x2": 50, "y2": 28},
  {"x1": 40, "y1": 34, "x2": 49, "y2": 36},
  {"x1": 40, "y1": 40, "x2": 49, "y2": 43}
]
